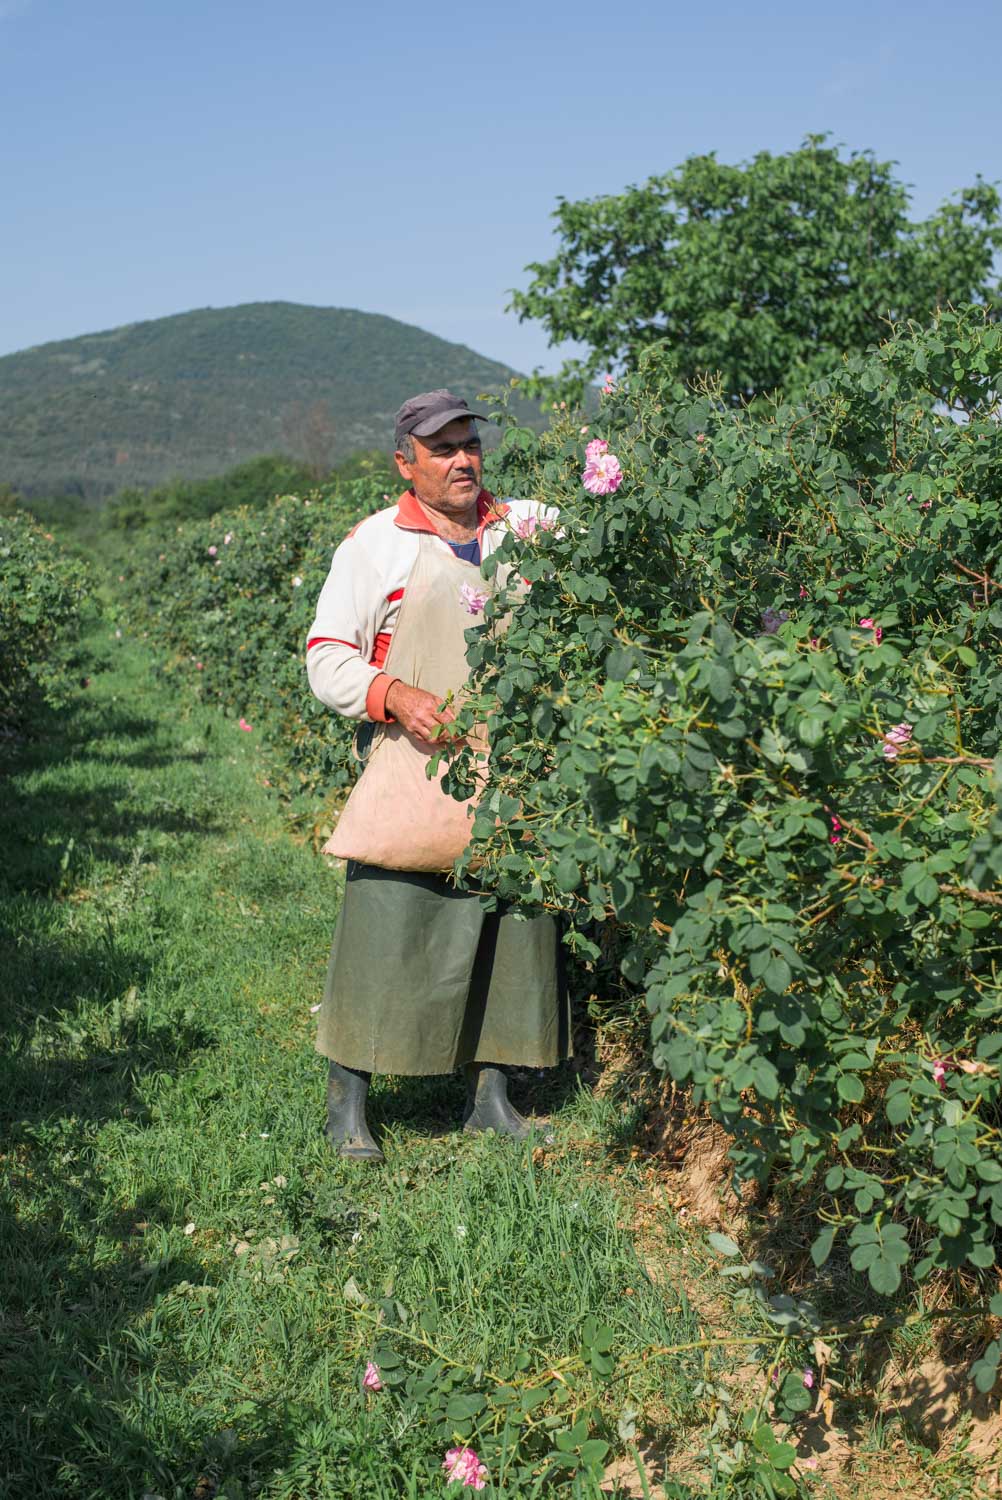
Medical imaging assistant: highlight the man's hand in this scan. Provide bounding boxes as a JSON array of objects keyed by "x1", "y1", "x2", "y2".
[{"x1": 384, "y1": 680, "x2": 456, "y2": 745}]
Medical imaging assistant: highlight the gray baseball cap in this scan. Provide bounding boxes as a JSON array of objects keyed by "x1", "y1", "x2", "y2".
[{"x1": 394, "y1": 389, "x2": 487, "y2": 445}]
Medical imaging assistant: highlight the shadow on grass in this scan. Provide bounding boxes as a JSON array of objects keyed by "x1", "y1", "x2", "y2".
[
  {"x1": 1, "y1": 691, "x2": 220, "y2": 1123},
  {"x1": 0, "y1": 687, "x2": 240, "y2": 1497}
]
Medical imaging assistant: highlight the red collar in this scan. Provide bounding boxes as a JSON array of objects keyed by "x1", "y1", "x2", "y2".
[{"x1": 394, "y1": 488, "x2": 509, "y2": 545}]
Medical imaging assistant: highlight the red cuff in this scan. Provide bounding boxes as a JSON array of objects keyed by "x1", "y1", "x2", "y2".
[{"x1": 365, "y1": 673, "x2": 400, "y2": 722}]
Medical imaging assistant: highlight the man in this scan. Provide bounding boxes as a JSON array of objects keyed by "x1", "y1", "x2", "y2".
[{"x1": 306, "y1": 389, "x2": 569, "y2": 1162}]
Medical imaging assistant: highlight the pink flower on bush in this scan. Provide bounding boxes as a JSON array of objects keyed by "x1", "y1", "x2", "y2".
[
  {"x1": 584, "y1": 438, "x2": 609, "y2": 462},
  {"x1": 858, "y1": 617, "x2": 883, "y2": 645},
  {"x1": 514, "y1": 515, "x2": 538, "y2": 540},
  {"x1": 362, "y1": 1361, "x2": 383, "y2": 1392},
  {"x1": 810, "y1": 638, "x2": 822, "y2": 650},
  {"x1": 799, "y1": 585, "x2": 809, "y2": 600},
  {"x1": 195, "y1": 661, "x2": 203, "y2": 671},
  {"x1": 601, "y1": 373, "x2": 615, "y2": 394},
  {"x1": 443, "y1": 1447, "x2": 488, "y2": 1489},
  {"x1": 881, "y1": 722, "x2": 912, "y2": 760},
  {"x1": 238, "y1": 717, "x2": 253, "y2": 732},
  {"x1": 582, "y1": 452, "x2": 624, "y2": 495},
  {"x1": 207, "y1": 545, "x2": 217, "y2": 557},
  {"x1": 459, "y1": 583, "x2": 489, "y2": 615},
  {"x1": 932, "y1": 1057, "x2": 950, "y2": 1088}
]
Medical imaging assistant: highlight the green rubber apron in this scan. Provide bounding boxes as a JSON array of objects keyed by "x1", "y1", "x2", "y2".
[{"x1": 315, "y1": 531, "x2": 570, "y2": 1076}]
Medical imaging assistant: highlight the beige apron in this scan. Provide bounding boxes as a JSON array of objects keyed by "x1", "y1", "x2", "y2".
[{"x1": 322, "y1": 531, "x2": 494, "y2": 872}]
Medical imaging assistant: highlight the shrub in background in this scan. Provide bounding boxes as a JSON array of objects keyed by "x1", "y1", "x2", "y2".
[
  {"x1": 0, "y1": 509, "x2": 92, "y2": 726},
  {"x1": 124, "y1": 475, "x2": 388, "y2": 819}
]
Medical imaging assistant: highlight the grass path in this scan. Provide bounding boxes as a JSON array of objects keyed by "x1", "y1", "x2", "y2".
[{"x1": 1, "y1": 620, "x2": 703, "y2": 1500}]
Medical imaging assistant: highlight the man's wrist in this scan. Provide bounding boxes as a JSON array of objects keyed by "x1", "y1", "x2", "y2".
[{"x1": 366, "y1": 673, "x2": 401, "y2": 723}]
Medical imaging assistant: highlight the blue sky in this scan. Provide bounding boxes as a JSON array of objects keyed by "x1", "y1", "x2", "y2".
[{"x1": 2, "y1": 0, "x2": 1000, "y2": 373}]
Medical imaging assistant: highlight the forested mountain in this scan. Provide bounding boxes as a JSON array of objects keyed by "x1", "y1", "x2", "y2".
[{"x1": 0, "y1": 302, "x2": 535, "y2": 499}]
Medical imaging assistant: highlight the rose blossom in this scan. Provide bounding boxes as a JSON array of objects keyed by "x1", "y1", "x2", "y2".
[
  {"x1": 459, "y1": 583, "x2": 489, "y2": 615},
  {"x1": 881, "y1": 721, "x2": 912, "y2": 759},
  {"x1": 584, "y1": 438, "x2": 609, "y2": 463},
  {"x1": 362, "y1": 1361, "x2": 383, "y2": 1392},
  {"x1": 207, "y1": 545, "x2": 217, "y2": 557},
  {"x1": 858, "y1": 618, "x2": 883, "y2": 645},
  {"x1": 582, "y1": 452, "x2": 623, "y2": 495},
  {"x1": 442, "y1": 1447, "x2": 488, "y2": 1490},
  {"x1": 514, "y1": 515, "x2": 538, "y2": 540},
  {"x1": 238, "y1": 717, "x2": 253, "y2": 732}
]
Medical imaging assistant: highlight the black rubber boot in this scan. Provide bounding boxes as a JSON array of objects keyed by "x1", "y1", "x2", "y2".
[
  {"x1": 325, "y1": 1060, "x2": 383, "y2": 1162},
  {"x1": 462, "y1": 1063, "x2": 533, "y2": 1139}
]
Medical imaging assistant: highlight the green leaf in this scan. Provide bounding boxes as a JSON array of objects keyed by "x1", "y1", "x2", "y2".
[
  {"x1": 554, "y1": 854, "x2": 580, "y2": 893},
  {"x1": 811, "y1": 1224, "x2": 837, "y2": 1268},
  {"x1": 708, "y1": 664, "x2": 733, "y2": 703},
  {"x1": 837, "y1": 1073, "x2": 865, "y2": 1104},
  {"x1": 708, "y1": 1232, "x2": 740, "y2": 1257}
]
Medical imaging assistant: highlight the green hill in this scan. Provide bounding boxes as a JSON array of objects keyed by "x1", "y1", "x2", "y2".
[{"x1": 0, "y1": 302, "x2": 537, "y2": 500}]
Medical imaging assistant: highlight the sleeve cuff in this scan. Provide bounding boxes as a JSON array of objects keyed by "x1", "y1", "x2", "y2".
[{"x1": 365, "y1": 673, "x2": 399, "y2": 722}]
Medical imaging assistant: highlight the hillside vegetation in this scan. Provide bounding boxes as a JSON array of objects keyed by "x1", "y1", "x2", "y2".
[{"x1": 0, "y1": 301, "x2": 535, "y2": 500}]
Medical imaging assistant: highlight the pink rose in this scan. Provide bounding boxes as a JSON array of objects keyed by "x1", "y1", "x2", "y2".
[
  {"x1": 238, "y1": 717, "x2": 253, "y2": 732},
  {"x1": 362, "y1": 1361, "x2": 383, "y2": 1392},
  {"x1": 584, "y1": 438, "x2": 609, "y2": 463},
  {"x1": 459, "y1": 583, "x2": 489, "y2": 615},
  {"x1": 582, "y1": 452, "x2": 623, "y2": 495},
  {"x1": 207, "y1": 545, "x2": 217, "y2": 557},
  {"x1": 443, "y1": 1448, "x2": 488, "y2": 1490},
  {"x1": 514, "y1": 515, "x2": 538, "y2": 540}
]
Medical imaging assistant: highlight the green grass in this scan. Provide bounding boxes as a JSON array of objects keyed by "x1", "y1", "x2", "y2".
[{"x1": 1, "y1": 621, "x2": 704, "y2": 1499}]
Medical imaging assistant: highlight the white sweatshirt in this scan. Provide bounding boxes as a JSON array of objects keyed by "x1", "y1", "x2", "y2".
[{"x1": 306, "y1": 488, "x2": 555, "y2": 722}]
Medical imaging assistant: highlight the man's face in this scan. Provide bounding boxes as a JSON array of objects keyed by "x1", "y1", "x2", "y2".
[{"x1": 394, "y1": 417, "x2": 483, "y2": 512}]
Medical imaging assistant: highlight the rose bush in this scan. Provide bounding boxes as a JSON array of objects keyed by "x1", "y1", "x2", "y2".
[
  {"x1": 123, "y1": 476, "x2": 387, "y2": 819},
  {"x1": 0, "y1": 508, "x2": 92, "y2": 725},
  {"x1": 442, "y1": 306, "x2": 1002, "y2": 1296}
]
